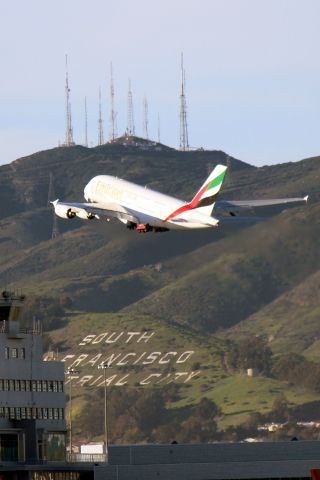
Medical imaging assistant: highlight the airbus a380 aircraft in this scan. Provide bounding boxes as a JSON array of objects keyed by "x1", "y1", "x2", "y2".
[{"x1": 52, "y1": 164, "x2": 308, "y2": 233}]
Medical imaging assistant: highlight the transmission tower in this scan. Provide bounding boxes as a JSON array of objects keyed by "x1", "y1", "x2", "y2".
[
  {"x1": 126, "y1": 79, "x2": 135, "y2": 136},
  {"x1": 179, "y1": 53, "x2": 189, "y2": 151},
  {"x1": 109, "y1": 62, "x2": 118, "y2": 141},
  {"x1": 143, "y1": 96, "x2": 149, "y2": 140},
  {"x1": 64, "y1": 55, "x2": 74, "y2": 146},
  {"x1": 157, "y1": 113, "x2": 161, "y2": 144},
  {"x1": 48, "y1": 173, "x2": 59, "y2": 239},
  {"x1": 98, "y1": 87, "x2": 104, "y2": 145},
  {"x1": 84, "y1": 96, "x2": 88, "y2": 147}
]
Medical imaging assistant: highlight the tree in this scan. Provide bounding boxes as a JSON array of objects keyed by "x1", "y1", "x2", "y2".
[{"x1": 271, "y1": 394, "x2": 289, "y2": 422}]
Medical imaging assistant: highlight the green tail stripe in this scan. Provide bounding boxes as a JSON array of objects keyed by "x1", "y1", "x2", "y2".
[{"x1": 207, "y1": 170, "x2": 226, "y2": 191}]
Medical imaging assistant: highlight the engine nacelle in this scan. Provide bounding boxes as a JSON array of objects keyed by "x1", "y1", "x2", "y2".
[
  {"x1": 54, "y1": 204, "x2": 76, "y2": 219},
  {"x1": 76, "y1": 210, "x2": 96, "y2": 220}
]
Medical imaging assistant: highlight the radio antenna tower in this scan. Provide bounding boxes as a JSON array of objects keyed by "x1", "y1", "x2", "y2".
[
  {"x1": 109, "y1": 62, "x2": 117, "y2": 141},
  {"x1": 84, "y1": 96, "x2": 88, "y2": 147},
  {"x1": 48, "y1": 173, "x2": 59, "y2": 239},
  {"x1": 65, "y1": 55, "x2": 74, "y2": 146},
  {"x1": 143, "y1": 96, "x2": 149, "y2": 140},
  {"x1": 179, "y1": 53, "x2": 189, "y2": 151},
  {"x1": 126, "y1": 79, "x2": 135, "y2": 136},
  {"x1": 157, "y1": 113, "x2": 161, "y2": 144},
  {"x1": 98, "y1": 87, "x2": 104, "y2": 145}
]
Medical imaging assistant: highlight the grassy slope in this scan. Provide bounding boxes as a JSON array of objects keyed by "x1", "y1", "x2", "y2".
[{"x1": 0, "y1": 144, "x2": 320, "y2": 431}]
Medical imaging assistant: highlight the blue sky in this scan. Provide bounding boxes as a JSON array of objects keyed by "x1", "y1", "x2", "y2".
[{"x1": 0, "y1": 0, "x2": 320, "y2": 166}]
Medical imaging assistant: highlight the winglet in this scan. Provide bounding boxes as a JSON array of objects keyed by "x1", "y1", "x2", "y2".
[
  {"x1": 304, "y1": 195, "x2": 309, "y2": 203},
  {"x1": 50, "y1": 199, "x2": 59, "y2": 207}
]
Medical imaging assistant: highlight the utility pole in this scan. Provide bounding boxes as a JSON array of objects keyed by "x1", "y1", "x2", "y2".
[
  {"x1": 48, "y1": 172, "x2": 59, "y2": 239},
  {"x1": 64, "y1": 55, "x2": 74, "y2": 146},
  {"x1": 179, "y1": 53, "x2": 189, "y2": 151},
  {"x1": 143, "y1": 96, "x2": 149, "y2": 140},
  {"x1": 98, "y1": 87, "x2": 104, "y2": 146},
  {"x1": 84, "y1": 96, "x2": 88, "y2": 147},
  {"x1": 109, "y1": 62, "x2": 117, "y2": 141},
  {"x1": 65, "y1": 368, "x2": 79, "y2": 456},
  {"x1": 97, "y1": 363, "x2": 110, "y2": 457},
  {"x1": 126, "y1": 79, "x2": 135, "y2": 136},
  {"x1": 157, "y1": 113, "x2": 161, "y2": 144}
]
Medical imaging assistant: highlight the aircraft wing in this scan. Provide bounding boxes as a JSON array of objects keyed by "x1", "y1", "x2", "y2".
[
  {"x1": 52, "y1": 200, "x2": 140, "y2": 224},
  {"x1": 216, "y1": 196, "x2": 308, "y2": 209}
]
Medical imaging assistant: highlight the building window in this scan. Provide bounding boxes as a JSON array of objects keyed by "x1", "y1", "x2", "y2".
[
  {"x1": 48, "y1": 381, "x2": 54, "y2": 392},
  {"x1": 15, "y1": 380, "x2": 20, "y2": 391},
  {"x1": 26, "y1": 380, "x2": 31, "y2": 391},
  {"x1": 53, "y1": 408, "x2": 59, "y2": 420},
  {"x1": 20, "y1": 348, "x2": 25, "y2": 359},
  {"x1": 43, "y1": 408, "x2": 48, "y2": 420},
  {"x1": 4, "y1": 347, "x2": 9, "y2": 359},
  {"x1": 37, "y1": 380, "x2": 42, "y2": 392},
  {"x1": 26, "y1": 407, "x2": 32, "y2": 419},
  {"x1": 9, "y1": 380, "x2": 14, "y2": 391},
  {"x1": 4, "y1": 380, "x2": 9, "y2": 391},
  {"x1": 11, "y1": 348, "x2": 18, "y2": 359},
  {"x1": 20, "y1": 380, "x2": 26, "y2": 391},
  {"x1": 9, "y1": 407, "x2": 15, "y2": 419},
  {"x1": 0, "y1": 380, "x2": 3, "y2": 391},
  {"x1": 58, "y1": 381, "x2": 64, "y2": 392},
  {"x1": 31, "y1": 380, "x2": 37, "y2": 392},
  {"x1": 21, "y1": 407, "x2": 26, "y2": 419},
  {"x1": 42, "y1": 380, "x2": 47, "y2": 392}
]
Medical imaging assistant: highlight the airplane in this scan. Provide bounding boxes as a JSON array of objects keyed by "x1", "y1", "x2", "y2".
[{"x1": 52, "y1": 164, "x2": 308, "y2": 233}]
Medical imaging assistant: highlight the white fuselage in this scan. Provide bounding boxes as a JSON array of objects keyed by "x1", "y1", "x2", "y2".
[{"x1": 84, "y1": 175, "x2": 219, "y2": 229}]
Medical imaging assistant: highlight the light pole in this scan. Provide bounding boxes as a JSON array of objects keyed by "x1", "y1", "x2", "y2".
[
  {"x1": 98, "y1": 363, "x2": 110, "y2": 457},
  {"x1": 65, "y1": 368, "x2": 79, "y2": 456}
]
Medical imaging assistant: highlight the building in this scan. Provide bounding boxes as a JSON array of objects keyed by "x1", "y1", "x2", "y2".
[{"x1": 0, "y1": 291, "x2": 66, "y2": 463}]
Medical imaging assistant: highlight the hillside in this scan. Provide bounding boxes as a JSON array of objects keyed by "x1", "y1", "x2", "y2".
[{"x1": 1, "y1": 140, "x2": 320, "y2": 442}]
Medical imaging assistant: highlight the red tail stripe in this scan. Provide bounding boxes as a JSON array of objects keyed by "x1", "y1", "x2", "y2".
[{"x1": 164, "y1": 182, "x2": 210, "y2": 222}]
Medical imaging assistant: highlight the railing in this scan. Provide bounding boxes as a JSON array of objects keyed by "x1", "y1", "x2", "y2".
[
  {"x1": 0, "y1": 320, "x2": 42, "y2": 335},
  {"x1": 67, "y1": 453, "x2": 108, "y2": 463}
]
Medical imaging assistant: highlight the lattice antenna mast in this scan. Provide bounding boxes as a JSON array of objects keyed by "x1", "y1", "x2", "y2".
[
  {"x1": 65, "y1": 55, "x2": 74, "y2": 146},
  {"x1": 157, "y1": 113, "x2": 161, "y2": 143},
  {"x1": 84, "y1": 96, "x2": 88, "y2": 147},
  {"x1": 98, "y1": 87, "x2": 104, "y2": 145},
  {"x1": 126, "y1": 79, "x2": 135, "y2": 136},
  {"x1": 109, "y1": 62, "x2": 117, "y2": 141},
  {"x1": 48, "y1": 173, "x2": 59, "y2": 239},
  {"x1": 143, "y1": 96, "x2": 149, "y2": 140},
  {"x1": 179, "y1": 53, "x2": 189, "y2": 151}
]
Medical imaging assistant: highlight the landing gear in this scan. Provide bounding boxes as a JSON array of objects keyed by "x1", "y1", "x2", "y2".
[
  {"x1": 136, "y1": 224, "x2": 153, "y2": 233},
  {"x1": 126, "y1": 222, "x2": 169, "y2": 233}
]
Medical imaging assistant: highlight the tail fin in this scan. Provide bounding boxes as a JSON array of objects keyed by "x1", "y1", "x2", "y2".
[{"x1": 190, "y1": 164, "x2": 227, "y2": 216}]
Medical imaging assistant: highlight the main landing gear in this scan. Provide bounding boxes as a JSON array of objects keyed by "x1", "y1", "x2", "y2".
[{"x1": 126, "y1": 223, "x2": 169, "y2": 233}]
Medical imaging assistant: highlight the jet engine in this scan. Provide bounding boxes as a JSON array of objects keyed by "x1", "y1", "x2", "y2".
[{"x1": 54, "y1": 204, "x2": 76, "y2": 219}]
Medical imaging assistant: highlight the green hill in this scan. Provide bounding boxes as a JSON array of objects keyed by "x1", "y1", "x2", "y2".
[{"x1": 1, "y1": 140, "x2": 320, "y2": 442}]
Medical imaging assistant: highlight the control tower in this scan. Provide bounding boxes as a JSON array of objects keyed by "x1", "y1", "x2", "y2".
[{"x1": 0, "y1": 291, "x2": 66, "y2": 463}]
